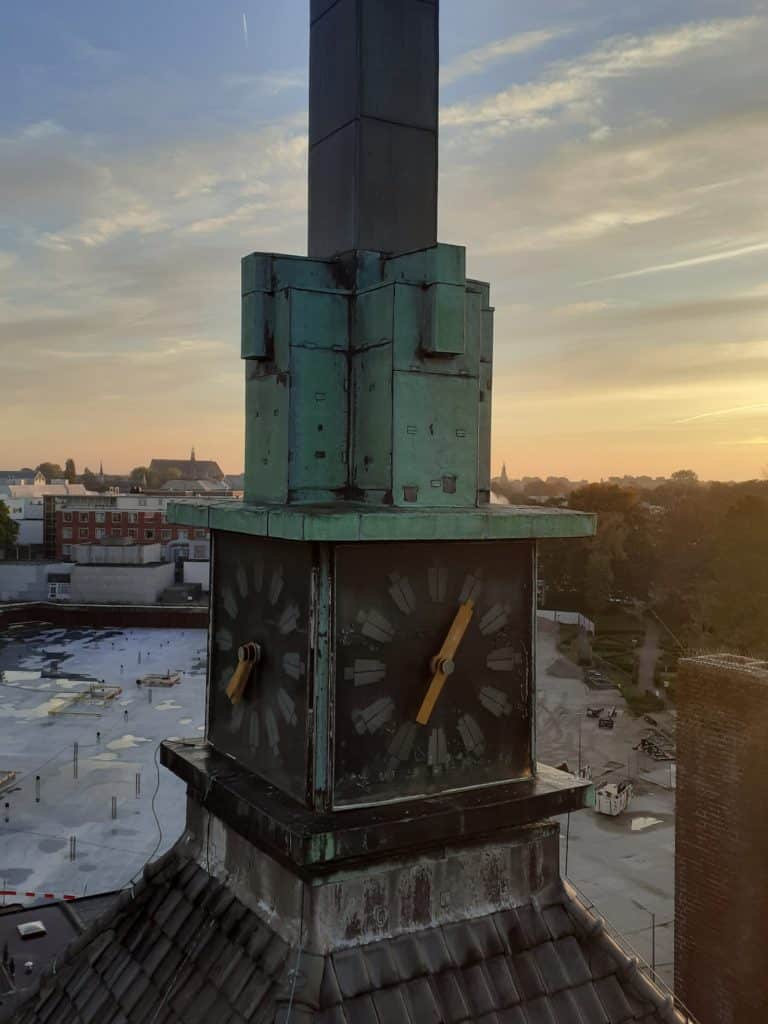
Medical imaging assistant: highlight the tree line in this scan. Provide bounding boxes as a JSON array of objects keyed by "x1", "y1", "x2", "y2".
[{"x1": 509, "y1": 472, "x2": 768, "y2": 657}]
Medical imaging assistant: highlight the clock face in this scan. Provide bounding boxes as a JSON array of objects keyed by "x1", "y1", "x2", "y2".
[
  {"x1": 333, "y1": 540, "x2": 533, "y2": 807},
  {"x1": 209, "y1": 533, "x2": 311, "y2": 802}
]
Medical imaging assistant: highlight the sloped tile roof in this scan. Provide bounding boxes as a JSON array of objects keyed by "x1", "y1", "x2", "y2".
[{"x1": 10, "y1": 847, "x2": 680, "y2": 1024}]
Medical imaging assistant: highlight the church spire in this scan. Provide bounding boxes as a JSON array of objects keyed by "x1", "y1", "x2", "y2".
[{"x1": 190, "y1": 446, "x2": 196, "y2": 464}]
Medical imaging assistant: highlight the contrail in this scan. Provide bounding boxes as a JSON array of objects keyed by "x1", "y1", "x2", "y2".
[
  {"x1": 675, "y1": 402, "x2": 768, "y2": 424},
  {"x1": 584, "y1": 240, "x2": 768, "y2": 284},
  {"x1": 242, "y1": 12, "x2": 249, "y2": 48}
]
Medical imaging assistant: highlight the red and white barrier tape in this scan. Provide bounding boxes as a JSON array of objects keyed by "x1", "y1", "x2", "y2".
[{"x1": 0, "y1": 889, "x2": 76, "y2": 902}]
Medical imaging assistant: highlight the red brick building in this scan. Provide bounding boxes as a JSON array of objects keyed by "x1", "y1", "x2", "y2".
[
  {"x1": 52, "y1": 494, "x2": 210, "y2": 563},
  {"x1": 675, "y1": 654, "x2": 768, "y2": 1023}
]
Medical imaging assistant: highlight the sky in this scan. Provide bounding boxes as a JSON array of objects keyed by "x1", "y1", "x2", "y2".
[{"x1": 2, "y1": 0, "x2": 768, "y2": 481}]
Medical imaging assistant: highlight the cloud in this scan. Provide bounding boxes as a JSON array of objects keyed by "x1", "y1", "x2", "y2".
[
  {"x1": 222, "y1": 70, "x2": 306, "y2": 96},
  {"x1": 441, "y1": 29, "x2": 566, "y2": 87},
  {"x1": 442, "y1": 16, "x2": 761, "y2": 130}
]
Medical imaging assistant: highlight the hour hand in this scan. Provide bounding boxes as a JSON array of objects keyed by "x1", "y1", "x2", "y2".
[
  {"x1": 416, "y1": 600, "x2": 474, "y2": 726},
  {"x1": 226, "y1": 642, "x2": 261, "y2": 704}
]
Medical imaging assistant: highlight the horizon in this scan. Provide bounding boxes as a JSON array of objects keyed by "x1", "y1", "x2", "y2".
[{"x1": 3, "y1": 1, "x2": 768, "y2": 479}]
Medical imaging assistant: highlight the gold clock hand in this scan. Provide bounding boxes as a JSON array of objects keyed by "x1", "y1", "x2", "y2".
[
  {"x1": 416, "y1": 599, "x2": 474, "y2": 726},
  {"x1": 226, "y1": 641, "x2": 261, "y2": 705}
]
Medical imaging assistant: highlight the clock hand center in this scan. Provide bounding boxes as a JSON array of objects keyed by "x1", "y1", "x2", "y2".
[{"x1": 416, "y1": 600, "x2": 474, "y2": 726}]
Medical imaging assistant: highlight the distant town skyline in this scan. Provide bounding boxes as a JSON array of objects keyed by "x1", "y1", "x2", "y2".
[{"x1": 3, "y1": 1, "x2": 768, "y2": 479}]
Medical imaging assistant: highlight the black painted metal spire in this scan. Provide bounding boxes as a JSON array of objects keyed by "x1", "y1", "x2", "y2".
[{"x1": 308, "y1": 0, "x2": 439, "y2": 257}]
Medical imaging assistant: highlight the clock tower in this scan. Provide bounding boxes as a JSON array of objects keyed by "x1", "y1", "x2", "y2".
[{"x1": 164, "y1": 0, "x2": 595, "y2": 978}]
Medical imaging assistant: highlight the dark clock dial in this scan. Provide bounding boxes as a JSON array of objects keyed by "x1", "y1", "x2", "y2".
[
  {"x1": 209, "y1": 533, "x2": 311, "y2": 802},
  {"x1": 333, "y1": 540, "x2": 533, "y2": 807}
]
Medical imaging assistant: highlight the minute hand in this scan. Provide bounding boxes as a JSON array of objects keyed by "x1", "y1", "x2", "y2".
[{"x1": 416, "y1": 599, "x2": 475, "y2": 726}]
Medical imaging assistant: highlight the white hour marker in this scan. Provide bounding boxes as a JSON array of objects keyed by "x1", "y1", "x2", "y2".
[
  {"x1": 428, "y1": 727, "x2": 449, "y2": 767},
  {"x1": 388, "y1": 573, "x2": 416, "y2": 615},
  {"x1": 352, "y1": 698, "x2": 394, "y2": 735},
  {"x1": 248, "y1": 710, "x2": 260, "y2": 749},
  {"x1": 479, "y1": 603, "x2": 510, "y2": 636},
  {"x1": 222, "y1": 586, "x2": 238, "y2": 620},
  {"x1": 265, "y1": 708, "x2": 280, "y2": 754},
  {"x1": 283, "y1": 652, "x2": 305, "y2": 680},
  {"x1": 387, "y1": 722, "x2": 418, "y2": 765},
  {"x1": 277, "y1": 688, "x2": 297, "y2": 726},
  {"x1": 253, "y1": 555, "x2": 264, "y2": 592},
  {"x1": 487, "y1": 647, "x2": 523, "y2": 671},
  {"x1": 459, "y1": 572, "x2": 483, "y2": 604},
  {"x1": 428, "y1": 567, "x2": 448, "y2": 602},
  {"x1": 278, "y1": 603, "x2": 300, "y2": 635},
  {"x1": 344, "y1": 659, "x2": 386, "y2": 686},
  {"x1": 479, "y1": 685, "x2": 513, "y2": 718},
  {"x1": 357, "y1": 608, "x2": 395, "y2": 644},
  {"x1": 215, "y1": 628, "x2": 233, "y2": 652},
  {"x1": 457, "y1": 714, "x2": 485, "y2": 756},
  {"x1": 269, "y1": 567, "x2": 284, "y2": 606}
]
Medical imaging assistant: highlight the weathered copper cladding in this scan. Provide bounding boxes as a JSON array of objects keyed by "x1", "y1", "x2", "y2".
[{"x1": 240, "y1": 245, "x2": 494, "y2": 508}]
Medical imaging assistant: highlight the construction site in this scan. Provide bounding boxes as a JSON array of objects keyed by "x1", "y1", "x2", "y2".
[{"x1": 0, "y1": 623, "x2": 207, "y2": 902}]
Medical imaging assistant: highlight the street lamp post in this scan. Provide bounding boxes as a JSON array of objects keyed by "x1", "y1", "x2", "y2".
[{"x1": 632, "y1": 899, "x2": 657, "y2": 978}]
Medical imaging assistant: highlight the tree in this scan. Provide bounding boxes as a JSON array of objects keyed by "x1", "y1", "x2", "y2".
[
  {"x1": 36, "y1": 462, "x2": 64, "y2": 482},
  {"x1": 129, "y1": 466, "x2": 150, "y2": 485},
  {"x1": 671, "y1": 469, "x2": 698, "y2": 484},
  {"x1": 701, "y1": 495, "x2": 768, "y2": 655},
  {"x1": 81, "y1": 467, "x2": 105, "y2": 492},
  {"x1": 64, "y1": 458, "x2": 77, "y2": 483},
  {"x1": 0, "y1": 501, "x2": 19, "y2": 548}
]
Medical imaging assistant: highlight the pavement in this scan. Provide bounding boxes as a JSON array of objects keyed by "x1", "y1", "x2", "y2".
[
  {"x1": 0, "y1": 624, "x2": 206, "y2": 900},
  {"x1": 536, "y1": 620, "x2": 676, "y2": 989}
]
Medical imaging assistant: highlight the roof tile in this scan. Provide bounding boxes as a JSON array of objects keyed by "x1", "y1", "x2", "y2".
[
  {"x1": 332, "y1": 949, "x2": 371, "y2": 999},
  {"x1": 484, "y1": 955, "x2": 521, "y2": 1008},
  {"x1": 431, "y1": 967, "x2": 471, "y2": 1023},
  {"x1": 532, "y1": 942, "x2": 571, "y2": 994},
  {"x1": 360, "y1": 941, "x2": 399, "y2": 989},
  {"x1": 510, "y1": 950, "x2": 547, "y2": 1001},
  {"x1": 542, "y1": 905, "x2": 575, "y2": 942},
  {"x1": 402, "y1": 976, "x2": 443, "y2": 1023},
  {"x1": 460, "y1": 962, "x2": 498, "y2": 1015},
  {"x1": 594, "y1": 974, "x2": 637, "y2": 1023}
]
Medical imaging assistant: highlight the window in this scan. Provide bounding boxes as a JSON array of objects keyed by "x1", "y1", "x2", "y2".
[
  {"x1": 48, "y1": 582, "x2": 71, "y2": 600},
  {"x1": 63, "y1": 512, "x2": 72, "y2": 523},
  {"x1": 161, "y1": 529, "x2": 171, "y2": 540},
  {"x1": 79, "y1": 512, "x2": 89, "y2": 522},
  {"x1": 127, "y1": 512, "x2": 138, "y2": 523},
  {"x1": 128, "y1": 528, "x2": 137, "y2": 539},
  {"x1": 145, "y1": 529, "x2": 155, "y2": 540},
  {"x1": 112, "y1": 528, "x2": 122, "y2": 537},
  {"x1": 95, "y1": 511, "x2": 105, "y2": 523},
  {"x1": 112, "y1": 512, "x2": 121, "y2": 523},
  {"x1": 195, "y1": 528, "x2": 207, "y2": 538},
  {"x1": 138, "y1": 498, "x2": 147, "y2": 507},
  {"x1": 95, "y1": 528, "x2": 104, "y2": 539},
  {"x1": 177, "y1": 530, "x2": 188, "y2": 540},
  {"x1": 193, "y1": 544, "x2": 208, "y2": 559},
  {"x1": 62, "y1": 527, "x2": 72, "y2": 539},
  {"x1": 78, "y1": 527, "x2": 89, "y2": 538},
  {"x1": 62, "y1": 544, "x2": 71, "y2": 557}
]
